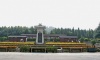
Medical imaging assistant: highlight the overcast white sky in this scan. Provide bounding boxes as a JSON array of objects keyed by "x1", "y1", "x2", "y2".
[{"x1": 0, "y1": 0, "x2": 100, "y2": 30}]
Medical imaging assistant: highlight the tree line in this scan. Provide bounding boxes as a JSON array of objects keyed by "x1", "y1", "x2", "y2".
[
  {"x1": 0, "y1": 26, "x2": 37, "y2": 37},
  {"x1": 0, "y1": 23, "x2": 100, "y2": 39},
  {"x1": 50, "y1": 28, "x2": 94, "y2": 38},
  {"x1": 0, "y1": 26, "x2": 94, "y2": 38}
]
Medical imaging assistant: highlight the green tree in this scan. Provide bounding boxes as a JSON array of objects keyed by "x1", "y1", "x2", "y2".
[
  {"x1": 95, "y1": 23, "x2": 100, "y2": 38},
  {"x1": 91, "y1": 39, "x2": 96, "y2": 48},
  {"x1": 84, "y1": 38, "x2": 90, "y2": 42},
  {"x1": 0, "y1": 37, "x2": 7, "y2": 42},
  {"x1": 79, "y1": 37, "x2": 85, "y2": 42}
]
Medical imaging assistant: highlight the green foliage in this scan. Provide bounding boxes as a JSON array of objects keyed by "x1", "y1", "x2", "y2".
[
  {"x1": 27, "y1": 38, "x2": 36, "y2": 41},
  {"x1": 44, "y1": 38, "x2": 60, "y2": 42},
  {"x1": 44, "y1": 39, "x2": 48, "y2": 41},
  {"x1": 50, "y1": 28, "x2": 94, "y2": 38},
  {"x1": 96, "y1": 39, "x2": 100, "y2": 43},
  {"x1": 50, "y1": 39, "x2": 53, "y2": 41},
  {"x1": 95, "y1": 23, "x2": 100, "y2": 38},
  {"x1": 79, "y1": 37, "x2": 84, "y2": 42},
  {"x1": 47, "y1": 46, "x2": 57, "y2": 52},
  {"x1": 0, "y1": 37, "x2": 7, "y2": 42},
  {"x1": 91, "y1": 39, "x2": 96, "y2": 46},
  {"x1": 79, "y1": 37, "x2": 93, "y2": 42},
  {"x1": 54, "y1": 38, "x2": 60, "y2": 42},
  {"x1": 0, "y1": 26, "x2": 37, "y2": 37},
  {"x1": 95, "y1": 31, "x2": 100, "y2": 38},
  {"x1": 20, "y1": 45, "x2": 30, "y2": 52},
  {"x1": 84, "y1": 38, "x2": 90, "y2": 41}
]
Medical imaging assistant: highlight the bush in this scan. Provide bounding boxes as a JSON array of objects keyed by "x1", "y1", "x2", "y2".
[
  {"x1": 47, "y1": 46, "x2": 57, "y2": 52},
  {"x1": 20, "y1": 45, "x2": 30, "y2": 52},
  {"x1": 27, "y1": 38, "x2": 36, "y2": 41}
]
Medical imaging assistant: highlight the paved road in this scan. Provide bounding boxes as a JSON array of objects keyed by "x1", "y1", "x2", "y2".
[{"x1": 0, "y1": 52, "x2": 100, "y2": 60}]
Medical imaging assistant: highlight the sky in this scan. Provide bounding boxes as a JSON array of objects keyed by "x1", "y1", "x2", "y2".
[{"x1": 0, "y1": 0, "x2": 100, "y2": 30}]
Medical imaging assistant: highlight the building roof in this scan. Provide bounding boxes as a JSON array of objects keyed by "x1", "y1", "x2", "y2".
[
  {"x1": 21, "y1": 34, "x2": 66, "y2": 37},
  {"x1": 21, "y1": 34, "x2": 77, "y2": 38},
  {"x1": 8, "y1": 36, "x2": 27, "y2": 37},
  {"x1": 59, "y1": 36, "x2": 78, "y2": 38},
  {"x1": 8, "y1": 34, "x2": 77, "y2": 38},
  {"x1": 21, "y1": 34, "x2": 36, "y2": 36}
]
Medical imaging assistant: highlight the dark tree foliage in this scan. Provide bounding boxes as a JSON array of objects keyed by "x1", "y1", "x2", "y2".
[
  {"x1": 95, "y1": 23, "x2": 100, "y2": 38},
  {"x1": 0, "y1": 26, "x2": 37, "y2": 37},
  {"x1": 50, "y1": 28, "x2": 94, "y2": 39}
]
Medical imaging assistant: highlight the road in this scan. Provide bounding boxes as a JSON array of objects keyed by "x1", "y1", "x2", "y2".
[{"x1": 0, "y1": 52, "x2": 100, "y2": 60}]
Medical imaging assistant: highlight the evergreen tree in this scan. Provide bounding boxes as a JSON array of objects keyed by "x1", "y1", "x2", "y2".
[{"x1": 95, "y1": 23, "x2": 100, "y2": 38}]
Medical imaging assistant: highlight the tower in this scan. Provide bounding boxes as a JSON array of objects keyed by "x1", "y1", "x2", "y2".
[{"x1": 34, "y1": 24, "x2": 46, "y2": 44}]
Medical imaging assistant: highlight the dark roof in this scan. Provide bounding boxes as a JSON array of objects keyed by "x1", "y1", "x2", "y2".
[
  {"x1": 21, "y1": 34, "x2": 78, "y2": 38},
  {"x1": 8, "y1": 36, "x2": 27, "y2": 37},
  {"x1": 8, "y1": 34, "x2": 77, "y2": 38},
  {"x1": 59, "y1": 36, "x2": 78, "y2": 38},
  {"x1": 21, "y1": 34, "x2": 36, "y2": 36},
  {"x1": 44, "y1": 34, "x2": 66, "y2": 37},
  {"x1": 21, "y1": 34, "x2": 66, "y2": 37}
]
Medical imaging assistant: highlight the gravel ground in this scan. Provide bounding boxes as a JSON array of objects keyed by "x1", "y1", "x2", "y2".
[{"x1": 0, "y1": 52, "x2": 100, "y2": 60}]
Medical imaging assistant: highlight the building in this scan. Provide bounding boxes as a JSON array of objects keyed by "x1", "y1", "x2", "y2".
[
  {"x1": 8, "y1": 36, "x2": 27, "y2": 42},
  {"x1": 8, "y1": 34, "x2": 78, "y2": 42},
  {"x1": 21, "y1": 34, "x2": 78, "y2": 42},
  {"x1": 59, "y1": 36, "x2": 78, "y2": 42}
]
